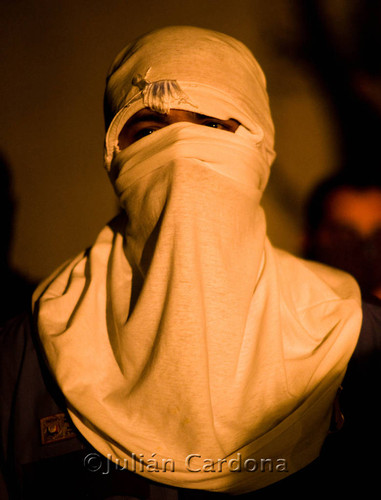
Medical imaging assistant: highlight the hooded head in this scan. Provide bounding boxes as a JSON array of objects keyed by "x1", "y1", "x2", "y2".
[
  {"x1": 103, "y1": 25, "x2": 275, "y2": 171},
  {"x1": 101, "y1": 26, "x2": 274, "y2": 279}
]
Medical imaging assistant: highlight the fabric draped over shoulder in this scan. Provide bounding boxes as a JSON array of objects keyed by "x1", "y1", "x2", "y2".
[{"x1": 33, "y1": 26, "x2": 362, "y2": 494}]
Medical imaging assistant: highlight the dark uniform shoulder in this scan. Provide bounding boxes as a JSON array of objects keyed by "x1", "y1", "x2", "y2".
[
  {"x1": 356, "y1": 294, "x2": 381, "y2": 356},
  {"x1": 0, "y1": 312, "x2": 86, "y2": 498}
]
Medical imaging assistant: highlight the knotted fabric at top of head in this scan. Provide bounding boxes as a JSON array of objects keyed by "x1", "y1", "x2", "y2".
[{"x1": 103, "y1": 25, "x2": 275, "y2": 170}]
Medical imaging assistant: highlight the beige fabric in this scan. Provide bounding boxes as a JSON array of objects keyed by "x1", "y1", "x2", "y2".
[
  {"x1": 33, "y1": 26, "x2": 362, "y2": 494},
  {"x1": 103, "y1": 25, "x2": 275, "y2": 170}
]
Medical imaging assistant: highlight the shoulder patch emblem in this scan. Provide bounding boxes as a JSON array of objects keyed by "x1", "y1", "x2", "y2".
[{"x1": 40, "y1": 413, "x2": 78, "y2": 445}]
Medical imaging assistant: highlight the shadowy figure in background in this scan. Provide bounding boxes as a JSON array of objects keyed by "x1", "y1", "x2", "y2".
[
  {"x1": 304, "y1": 172, "x2": 381, "y2": 300},
  {"x1": 0, "y1": 153, "x2": 36, "y2": 325},
  {"x1": 303, "y1": 172, "x2": 381, "y2": 495}
]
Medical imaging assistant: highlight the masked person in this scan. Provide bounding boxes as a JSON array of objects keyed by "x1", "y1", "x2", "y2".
[
  {"x1": 1, "y1": 26, "x2": 380, "y2": 499},
  {"x1": 304, "y1": 173, "x2": 381, "y2": 300}
]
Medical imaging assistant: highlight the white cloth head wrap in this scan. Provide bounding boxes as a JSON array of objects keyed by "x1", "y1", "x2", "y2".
[
  {"x1": 103, "y1": 25, "x2": 275, "y2": 170},
  {"x1": 33, "y1": 26, "x2": 362, "y2": 494}
]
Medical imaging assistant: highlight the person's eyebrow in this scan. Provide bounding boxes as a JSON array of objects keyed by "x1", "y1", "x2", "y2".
[{"x1": 126, "y1": 111, "x2": 171, "y2": 127}]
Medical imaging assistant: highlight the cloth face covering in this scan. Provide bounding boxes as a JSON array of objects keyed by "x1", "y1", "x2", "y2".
[{"x1": 34, "y1": 26, "x2": 362, "y2": 494}]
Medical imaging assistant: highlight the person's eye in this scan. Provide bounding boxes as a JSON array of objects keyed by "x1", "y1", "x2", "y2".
[
  {"x1": 118, "y1": 118, "x2": 168, "y2": 149},
  {"x1": 202, "y1": 120, "x2": 226, "y2": 130},
  {"x1": 133, "y1": 127, "x2": 158, "y2": 141}
]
